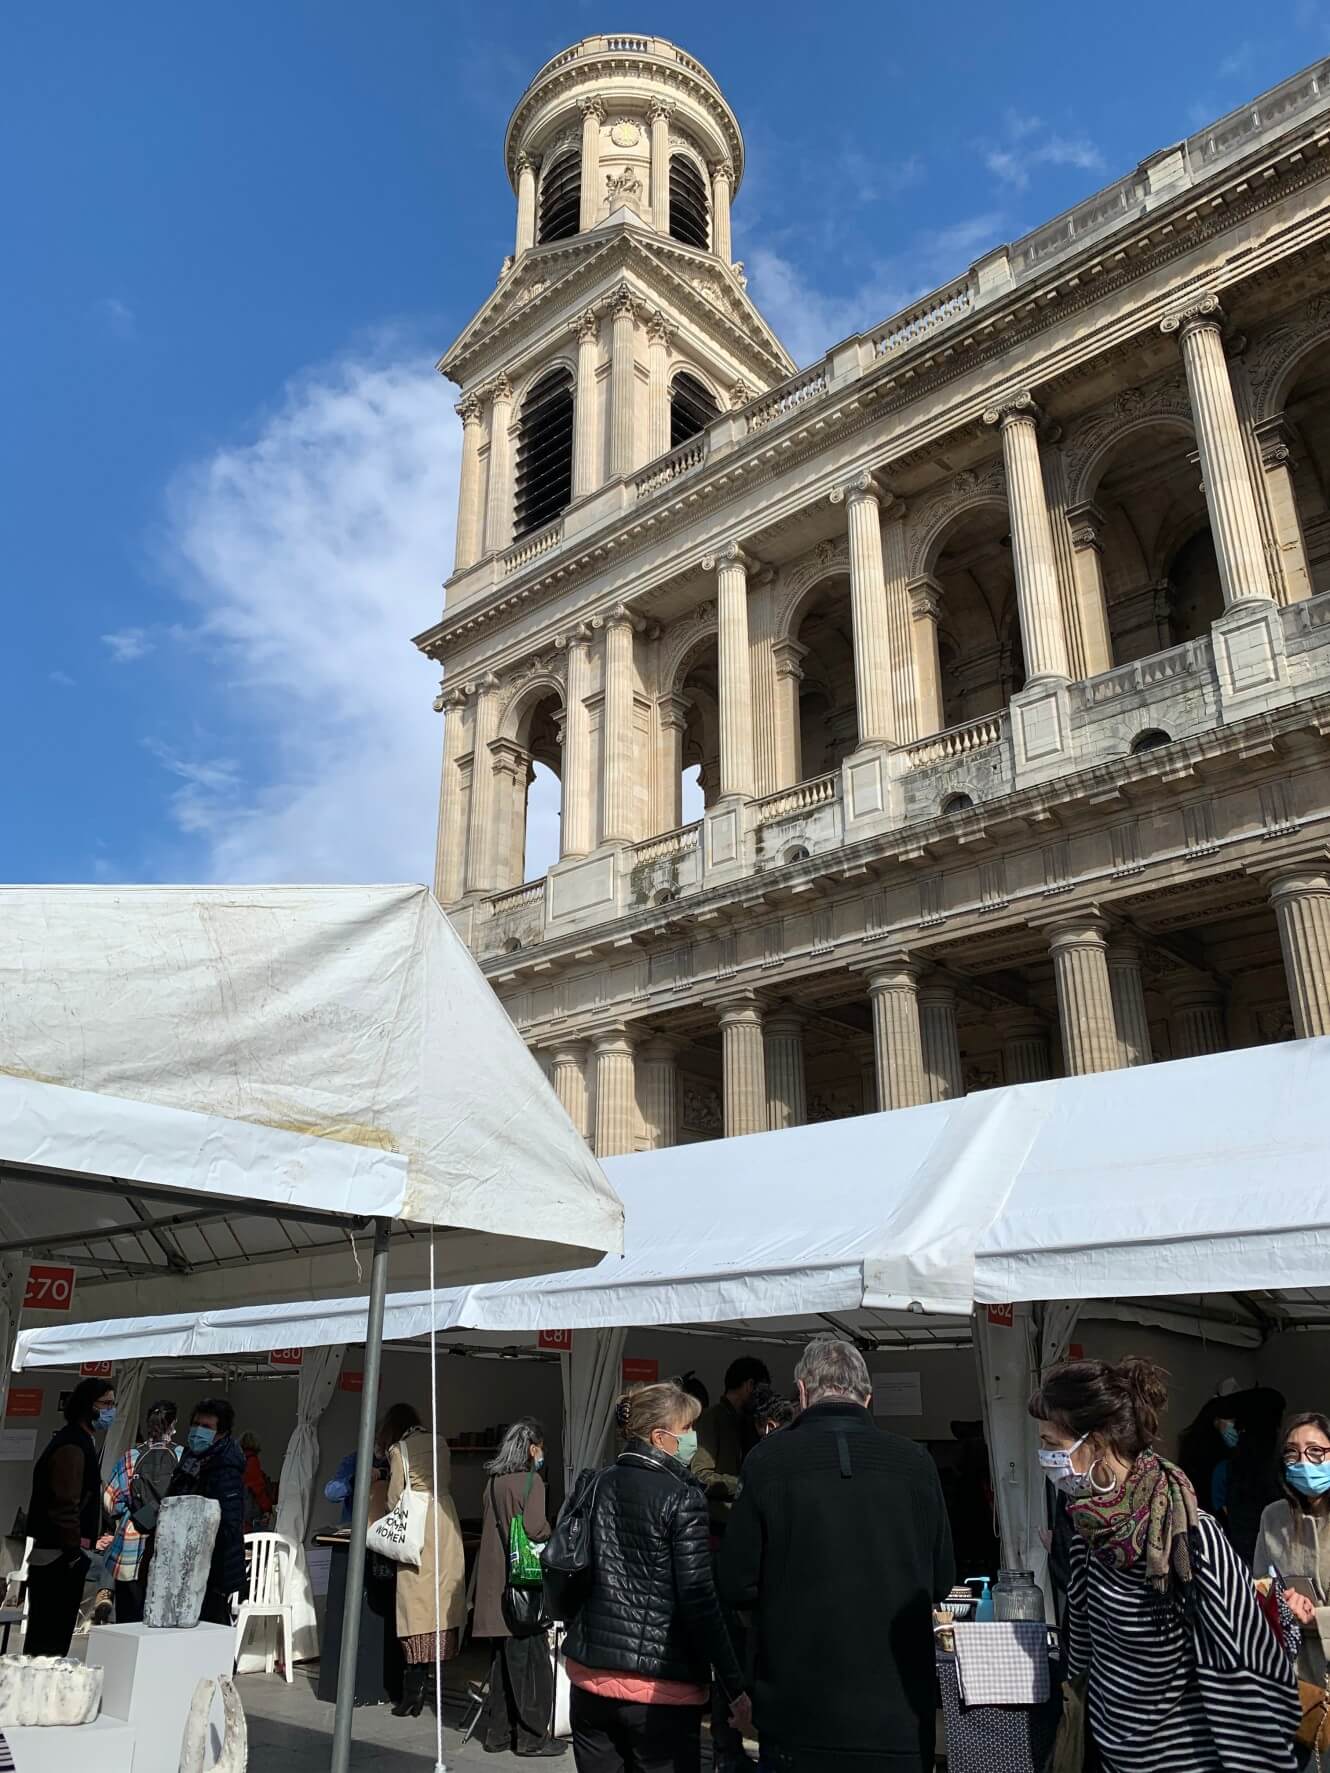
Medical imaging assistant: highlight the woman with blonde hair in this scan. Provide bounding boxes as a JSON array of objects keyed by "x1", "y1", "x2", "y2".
[{"x1": 563, "y1": 1380, "x2": 748, "y2": 1773}]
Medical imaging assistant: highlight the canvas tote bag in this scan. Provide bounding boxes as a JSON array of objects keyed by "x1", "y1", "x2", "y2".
[{"x1": 367, "y1": 1437, "x2": 428, "y2": 1566}]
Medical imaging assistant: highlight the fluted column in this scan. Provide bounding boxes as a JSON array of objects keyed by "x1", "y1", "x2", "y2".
[
  {"x1": 719, "y1": 996, "x2": 767, "y2": 1137},
  {"x1": 771, "y1": 640, "x2": 806, "y2": 790},
  {"x1": 868, "y1": 961, "x2": 928, "y2": 1111},
  {"x1": 464, "y1": 674, "x2": 500, "y2": 894},
  {"x1": 1047, "y1": 916, "x2": 1119, "y2": 1075},
  {"x1": 646, "y1": 311, "x2": 673, "y2": 462},
  {"x1": 656, "y1": 693, "x2": 690, "y2": 831},
  {"x1": 703, "y1": 544, "x2": 757, "y2": 800},
  {"x1": 909, "y1": 578, "x2": 945, "y2": 737},
  {"x1": 983, "y1": 395, "x2": 1070, "y2": 682},
  {"x1": 995, "y1": 1008, "x2": 1052, "y2": 1084},
  {"x1": 710, "y1": 159, "x2": 733, "y2": 263},
  {"x1": 578, "y1": 99, "x2": 604, "y2": 232},
  {"x1": 490, "y1": 739, "x2": 531, "y2": 890},
  {"x1": 453, "y1": 395, "x2": 486, "y2": 572},
  {"x1": 548, "y1": 1041, "x2": 591, "y2": 1145},
  {"x1": 918, "y1": 978, "x2": 964, "y2": 1102},
  {"x1": 593, "y1": 1028, "x2": 638, "y2": 1157},
  {"x1": 648, "y1": 101, "x2": 672, "y2": 232},
  {"x1": 558, "y1": 625, "x2": 594, "y2": 858},
  {"x1": 514, "y1": 152, "x2": 537, "y2": 256},
  {"x1": 764, "y1": 1010, "x2": 807, "y2": 1130},
  {"x1": 1064, "y1": 502, "x2": 1114, "y2": 676},
  {"x1": 483, "y1": 375, "x2": 514, "y2": 557},
  {"x1": 432, "y1": 687, "x2": 469, "y2": 904},
  {"x1": 1255, "y1": 419, "x2": 1313, "y2": 604},
  {"x1": 1168, "y1": 982, "x2": 1227, "y2": 1058},
  {"x1": 1161, "y1": 296, "x2": 1272, "y2": 606},
  {"x1": 1107, "y1": 933, "x2": 1153, "y2": 1067},
  {"x1": 599, "y1": 606, "x2": 638, "y2": 844},
  {"x1": 1269, "y1": 871, "x2": 1330, "y2": 1039},
  {"x1": 832, "y1": 473, "x2": 897, "y2": 746},
  {"x1": 882, "y1": 501, "x2": 919, "y2": 743},
  {"x1": 608, "y1": 285, "x2": 637, "y2": 478},
  {"x1": 571, "y1": 309, "x2": 600, "y2": 499},
  {"x1": 639, "y1": 1037, "x2": 679, "y2": 1149}
]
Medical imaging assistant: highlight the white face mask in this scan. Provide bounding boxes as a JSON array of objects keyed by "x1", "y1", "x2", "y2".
[{"x1": 1038, "y1": 1433, "x2": 1094, "y2": 1498}]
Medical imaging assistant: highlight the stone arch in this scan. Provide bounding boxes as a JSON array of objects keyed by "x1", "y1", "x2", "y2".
[
  {"x1": 923, "y1": 496, "x2": 1024, "y2": 727},
  {"x1": 1073, "y1": 412, "x2": 1197, "y2": 511},
  {"x1": 498, "y1": 670, "x2": 566, "y2": 747},
  {"x1": 772, "y1": 538, "x2": 850, "y2": 642},
  {"x1": 1252, "y1": 308, "x2": 1330, "y2": 423},
  {"x1": 659, "y1": 603, "x2": 718, "y2": 698},
  {"x1": 909, "y1": 486, "x2": 1007, "y2": 583},
  {"x1": 511, "y1": 351, "x2": 579, "y2": 413}
]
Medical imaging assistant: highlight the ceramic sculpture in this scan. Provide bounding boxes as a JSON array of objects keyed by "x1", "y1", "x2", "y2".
[
  {"x1": 0, "y1": 1654, "x2": 103, "y2": 1726},
  {"x1": 145, "y1": 1494, "x2": 220, "y2": 1628},
  {"x1": 178, "y1": 1674, "x2": 247, "y2": 1772}
]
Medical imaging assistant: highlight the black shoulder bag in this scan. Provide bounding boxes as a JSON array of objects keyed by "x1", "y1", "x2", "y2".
[{"x1": 540, "y1": 1465, "x2": 602, "y2": 1623}]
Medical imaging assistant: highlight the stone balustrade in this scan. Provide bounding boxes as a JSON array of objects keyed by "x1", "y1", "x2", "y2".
[
  {"x1": 751, "y1": 772, "x2": 838, "y2": 824},
  {"x1": 502, "y1": 519, "x2": 563, "y2": 577},
  {"x1": 634, "y1": 436, "x2": 708, "y2": 499},
  {"x1": 873, "y1": 277, "x2": 975, "y2": 358},
  {"x1": 744, "y1": 366, "x2": 829, "y2": 433},
  {"x1": 902, "y1": 713, "x2": 1007, "y2": 770}
]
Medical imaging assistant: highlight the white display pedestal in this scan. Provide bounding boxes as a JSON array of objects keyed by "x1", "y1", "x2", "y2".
[
  {"x1": 4, "y1": 1712, "x2": 135, "y2": 1772},
  {"x1": 88, "y1": 1621, "x2": 234, "y2": 1773}
]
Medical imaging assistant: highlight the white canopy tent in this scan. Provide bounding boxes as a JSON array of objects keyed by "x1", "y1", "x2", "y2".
[{"x1": 0, "y1": 884, "x2": 623, "y2": 1773}]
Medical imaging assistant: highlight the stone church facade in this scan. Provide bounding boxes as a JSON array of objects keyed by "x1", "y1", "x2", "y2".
[{"x1": 419, "y1": 36, "x2": 1330, "y2": 1157}]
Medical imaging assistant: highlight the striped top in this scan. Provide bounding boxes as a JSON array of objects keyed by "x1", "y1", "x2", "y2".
[{"x1": 1066, "y1": 1510, "x2": 1298, "y2": 1772}]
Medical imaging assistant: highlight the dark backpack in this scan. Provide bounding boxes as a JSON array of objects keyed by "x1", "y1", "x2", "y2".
[
  {"x1": 129, "y1": 1445, "x2": 177, "y2": 1533},
  {"x1": 540, "y1": 1465, "x2": 602, "y2": 1622}
]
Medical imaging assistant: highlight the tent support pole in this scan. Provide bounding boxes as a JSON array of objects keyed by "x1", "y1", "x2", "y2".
[{"x1": 329, "y1": 1214, "x2": 392, "y2": 1773}]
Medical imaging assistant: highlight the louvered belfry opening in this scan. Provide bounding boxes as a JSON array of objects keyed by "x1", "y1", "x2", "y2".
[
  {"x1": 670, "y1": 371, "x2": 720, "y2": 449},
  {"x1": 514, "y1": 368, "x2": 575, "y2": 537},
  {"x1": 538, "y1": 151, "x2": 581, "y2": 243},
  {"x1": 668, "y1": 154, "x2": 709, "y2": 249}
]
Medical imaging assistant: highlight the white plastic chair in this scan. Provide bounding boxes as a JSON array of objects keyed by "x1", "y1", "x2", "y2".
[
  {"x1": 235, "y1": 1531, "x2": 294, "y2": 1681},
  {"x1": 0, "y1": 1537, "x2": 33, "y2": 1653}
]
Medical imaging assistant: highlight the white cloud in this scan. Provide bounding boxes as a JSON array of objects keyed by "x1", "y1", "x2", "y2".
[
  {"x1": 986, "y1": 132, "x2": 1105, "y2": 191},
  {"x1": 156, "y1": 344, "x2": 457, "y2": 884},
  {"x1": 48, "y1": 670, "x2": 76, "y2": 688},
  {"x1": 102, "y1": 628, "x2": 154, "y2": 662},
  {"x1": 96, "y1": 297, "x2": 136, "y2": 339}
]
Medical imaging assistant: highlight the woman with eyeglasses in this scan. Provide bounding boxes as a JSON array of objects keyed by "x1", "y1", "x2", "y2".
[{"x1": 1255, "y1": 1412, "x2": 1330, "y2": 1686}]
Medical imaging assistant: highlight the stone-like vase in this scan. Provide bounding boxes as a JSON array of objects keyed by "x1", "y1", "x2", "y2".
[
  {"x1": 145, "y1": 1494, "x2": 221, "y2": 1629},
  {"x1": 0, "y1": 1654, "x2": 103, "y2": 1726},
  {"x1": 178, "y1": 1674, "x2": 247, "y2": 1773}
]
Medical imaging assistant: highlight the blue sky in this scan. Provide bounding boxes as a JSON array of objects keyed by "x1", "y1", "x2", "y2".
[{"x1": 5, "y1": 2, "x2": 1327, "y2": 885}]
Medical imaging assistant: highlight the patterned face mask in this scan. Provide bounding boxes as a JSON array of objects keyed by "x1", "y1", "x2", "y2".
[{"x1": 1038, "y1": 1434, "x2": 1094, "y2": 1497}]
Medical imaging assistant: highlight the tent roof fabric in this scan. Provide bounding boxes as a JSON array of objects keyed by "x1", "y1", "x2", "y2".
[
  {"x1": 18, "y1": 1035, "x2": 1330, "y2": 1369},
  {"x1": 0, "y1": 885, "x2": 622, "y2": 1292}
]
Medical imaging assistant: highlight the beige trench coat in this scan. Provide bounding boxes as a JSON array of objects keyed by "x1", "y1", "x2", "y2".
[{"x1": 387, "y1": 1430, "x2": 466, "y2": 1640}]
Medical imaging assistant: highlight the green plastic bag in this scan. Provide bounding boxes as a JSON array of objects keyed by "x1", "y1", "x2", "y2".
[{"x1": 507, "y1": 1472, "x2": 544, "y2": 1587}]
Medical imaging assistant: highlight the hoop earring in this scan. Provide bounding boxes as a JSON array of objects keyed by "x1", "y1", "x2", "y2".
[{"x1": 1090, "y1": 1459, "x2": 1117, "y2": 1495}]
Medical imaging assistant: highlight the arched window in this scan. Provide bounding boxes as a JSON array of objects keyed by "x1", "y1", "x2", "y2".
[
  {"x1": 1130, "y1": 729, "x2": 1172, "y2": 755},
  {"x1": 941, "y1": 792, "x2": 974, "y2": 814},
  {"x1": 538, "y1": 152, "x2": 581, "y2": 244},
  {"x1": 669, "y1": 154, "x2": 709, "y2": 249},
  {"x1": 670, "y1": 372, "x2": 720, "y2": 449},
  {"x1": 514, "y1": 368, "x2": 574, "y2": 537}
]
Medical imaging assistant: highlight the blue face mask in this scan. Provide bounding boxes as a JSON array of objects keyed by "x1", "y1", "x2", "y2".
[
  {"x1": 1286, "y1": 1463, "x2": 1330, "y2": 1498},
  {"x1": 672, "y1": 1430, "x2": 699, "y2": 1465},
  {"x1": 187, "y1": 1426, "x2": 217, "y2": 1455},
  {"x1": 1218, "y1": 1423, "x2": 1240, "y2": 1450},
  {"x1": 95, "y1": 1406, "x2": 117, "y2": 1431},
  {"x1": 533, "y1": 1455, "x2": 545, "y2": 1473}
]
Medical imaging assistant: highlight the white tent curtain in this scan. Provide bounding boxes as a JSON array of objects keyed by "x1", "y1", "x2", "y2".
[
  {"x1": 274, "y1": 1345, "x2": 345, "y2": 1660},
  {"x1": 102, "y1": 1359, "x2": 147, "y2": 1476},
  {"x1": 0, "y1": 1259, "x2": 28, "y2": 1422},
  {"x1": 560, "y1": 1328, "x2": 626, "y2": 1492},
  {"x1": 975, "y1": 1300, "x2": 1082, "y2": 1605}
]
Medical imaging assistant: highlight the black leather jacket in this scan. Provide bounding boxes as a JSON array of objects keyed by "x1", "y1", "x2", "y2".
[{"x1": 564, "y1": 1439, "x2": 744, "y2": 1699}]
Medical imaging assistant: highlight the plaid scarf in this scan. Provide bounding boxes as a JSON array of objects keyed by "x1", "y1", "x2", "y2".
[{"x1": 1068, "y1": 1450, "x2": 1201, "y2": 1596}]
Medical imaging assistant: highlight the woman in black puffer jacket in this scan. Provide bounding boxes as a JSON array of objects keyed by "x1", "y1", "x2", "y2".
[{"x1": 564, "y1": 1380, "x2": 749, "y2": 1773}]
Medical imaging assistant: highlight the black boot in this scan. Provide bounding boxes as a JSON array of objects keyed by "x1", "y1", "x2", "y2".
[{"x1": 409, "y1": 1662, "x2": 429, "y2": 1718}]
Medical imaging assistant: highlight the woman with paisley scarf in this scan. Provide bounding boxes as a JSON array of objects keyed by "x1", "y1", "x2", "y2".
[{"x1": 1030, "y1": 1357, "x2": 1298, "y2": 1773}]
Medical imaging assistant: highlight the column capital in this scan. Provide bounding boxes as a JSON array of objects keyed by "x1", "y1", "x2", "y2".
[
  {"x1": 607, "y1": 282, "x2": 638, "y2": 322},
  {"x1": 554, "y1": 621, "x2": 594, "y2": 653},
  {"x1": 638, "y1": 1034, "x2": 680, "y2": 1061},
  {"x1": 717, "y1": 991, "x2": 766, "y2": 1028},
  {"x1": 866, "y1": 955, "x2": 924, "y2": 994},
  {"x1": 658, "y1": 690, "x2": 692, "y2": 733},
  {"x1": 992, "y1": 1004, "x2": 1047, "y2": 1040},
  {"x1": 569, "y1": 307, "x2": 601, "y2": 345},
  {"x1": 1266, "y1": 867, "x2": 1330, "y2": 900},
  {"x1": 702, "y1": 540, "x2": 760, "y2": 576},
  {"x1": 645, "y1": 308, "x2": 674, "y2": 346},
  {"x1": 488, "y1": 736, "x2": 532, "y2": 780},
  {"x1": 590, "y1": 1023, "x2": 638, "y2": 1056},
  {"x1": 1106, "y1": 927, "x2": 1147, "y2": 963},
  {"x1": 1065, "y1": 498, "x2": 1106, "y2": 552},
  {"x1": 579, "y1": 96, "x2": 607, "y2": 123},
  {"x1": 646, "y1": 99, "x2": 674, "y2": 126},
  {"x1": 763, "y1": 1005, "x2": 805, "y2": 1038},
  {"x1": 469, "y1": 670, "x2": 500, "y2": 696},
  {"x1": 1043, "y1": 912, "x2": 1110, "y2": 952},
  {"x1": 514, "y1": 149, "x2": 538, "y2": 176},
  {"x1": 829, "y1": 469, "x2": 895, "y2": 511},
  {"x1": 917, "y1": 974, "x2": 958, "y2": 1008},
  {"x1": 709, "y1": 157, "x2": 735, "y2": 185},
  {"x1": 486, "y1": 372, "x2": 514, "y2": 406},
  {"x1": 1160, "y1": 292, "x2": 1225, "y2": 340},
  {"x1": 907, "y1": 575, "x2": 944, "y2": 622},
  {"x1": 544, "y1": 1038, "x2": 590, "y2": 1064},
  {"x1": 982, "y1": 390, "x2": 1041, "y2": 430},
  {"x1": 432, "y1": 682, "x2": 467, "y2": 715},
  {"x1": 771, "y1": 637, "x2": 807, "y2": 681},
  {"x1": 593, "y1": 601, "x2": 645, "y2": 634},
  {"x1": 455, "y1": 392, "x2": 484, "y2": 428}
]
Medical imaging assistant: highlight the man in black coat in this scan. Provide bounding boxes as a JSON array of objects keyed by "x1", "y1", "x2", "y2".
[{"x1": 718, "y1": 1336, "x2": 954, "y2": 1773}]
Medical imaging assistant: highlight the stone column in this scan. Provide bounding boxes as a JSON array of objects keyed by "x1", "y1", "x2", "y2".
[
  {"x1": 918, "y1": 978, "x2": 964, "y2": 1102},
  {"x1": 703, "y1": 544, "x2": 757, "y2": 800},
  {"x1": 764, "y1": 1010, "x2": 807, "y2": 1130},
  {"x1": 719, "y1": 996, "x2": 767, "y2": 1137},
  {"x1": 514, "y1": 152, "x2": 537, "y2": 256},
  {"x1": 909, "y1": 578, "x2": 946, "y2": 736},
  {"x1": 1161, "y1": 296, "x2": 1272, "y2": 606},
  {"x1": 656, "y1": 693, "x2": 690, "y2": 831},
  {"x1": 646, "y1": 311, "x2": 673, "y2": 462},
  {"x1": 638, "y1": 1037, "x2": 679, "y2": 1149},
  {"x1": 1168, "y1": 981, "x2": 1227, "y2": 1058},
  {"x1": 832, "y1": 473, "x2": 897, "y2": 747},
  {"x1": 490, "y1": 739, "x2": 532, "y2": 890},
  {"x1": 1107, "y1": 932, "x2": 1153, "y2": 1067},
  {"x1": 1269, "y1": 870, "x2": 1330, "y2": 1039},
  {"x1": 482, "y1": 374, "x2": 514, "y2": 557},
  {"x1": 592, "y1": 1027, "x2": 637, "y2": 1157},
  {"x1": 882, "y1": 500, "x2": 919, "y2": 743},
  {"x1": 859, "y1": 1048, "x2": 879, "y2": 1114},
  {"x1": 995, "y1": 1008, "x2": 1052, "y2": 1084},
  {"x1": 548, "y1": 1041, "x2": 591, "y2": 1144},
  {"x1": 1042, "y1": 439, "x2": 1090, "y2": 682},
  {"x1": 648, "y1": 101, "x2": 672, "y2": 233},
  {"x1": 463, "y1": 674, "x2": 500, "y2": 894},
  {"x1": 1064, "y1": 502, "x2": 1114, "y2": 677},
  {"x1": 571, "y1": 309, "x2": 601, "y2": 499},
  {"x1": 983, "y1": 395, "x2": 1071, "y2": 682},
  {"x1": 608, "y1": 285, "x2": 637, "y2": 478},
  {"x1": 578, "y1": 99, "x2": 604, "y2": 232},
  {"x1": 1047, "y1": 916, "x2": 1119, "y2": 1075},
  {"x1": 432, "y1": 687, "x2": 469, "y2": 904},
  {"x1": 598, "y1": 606, "x2": 638, "y2": 844},
  {"x1": 1255, "y1": 418, "x2": 1314, "y2": 604},
  {"x1": 453, "y1": 395, "x2": 486, "y2": 572},
  {"x1": 556, "y1": 626, "x2": 594, "y2": 858},
  {"x1": 868, "y1": 961, "x2": 928, "y2": 1111},
  {"x1": 710, "y1": 159, "x2": 733, "y2": 263},
  {"x1": 771, "y1": 640, "x2": 806, "y2": 790}
]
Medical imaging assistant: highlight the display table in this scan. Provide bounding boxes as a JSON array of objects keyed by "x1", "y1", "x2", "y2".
[
  {"x1": 315, "y1": 1534, "x2": 402, "y2": 1708},
  {"x1": 4, "y1": 1712, "x2": 135, "y2": 1773},
  {"x1": 87, "y1": 1620, "x2": 235, "y2": 1773},
  {"x1": 936, "y1": 1650, "x2": 1062, "y2": 1773}
]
